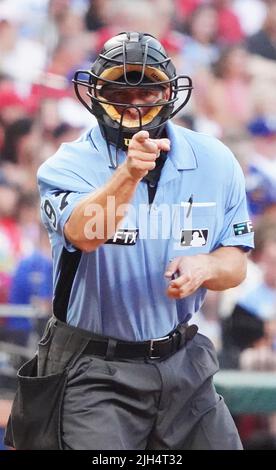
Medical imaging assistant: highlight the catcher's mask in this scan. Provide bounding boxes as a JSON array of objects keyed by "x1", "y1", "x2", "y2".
[{"x1": 73, "y1": 31, "x2": 193, "y2": 167}]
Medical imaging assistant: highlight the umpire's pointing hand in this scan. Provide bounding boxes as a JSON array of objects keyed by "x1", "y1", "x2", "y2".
[{"x1": 125, "y1": 131, "x2": 170, "y2": 181}]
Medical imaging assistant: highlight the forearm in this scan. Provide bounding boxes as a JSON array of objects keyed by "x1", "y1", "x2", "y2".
[
  {"x1": 64, "y1": 131, "x2": 170, "y2": 252},
  {"x1": 64, "y1": 164, "x2": 139, "y2": 251},
  {"x1": 201, "y1": 246, "x2": 247, "y2": 290},
  {"x1": 166, "y1": 246, "x2": 248, "y2": 299}
]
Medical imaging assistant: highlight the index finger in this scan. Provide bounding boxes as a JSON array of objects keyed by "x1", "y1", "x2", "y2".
[
  {"x1": 170, "y1": 272, "x2": 191, "y2": 288},
  {"x1": 132, "y1": 130, "x2": 150, "y2": 143}
]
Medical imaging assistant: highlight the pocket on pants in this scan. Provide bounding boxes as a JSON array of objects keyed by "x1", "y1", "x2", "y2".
[
  {"x1": 4, "y1": 355, "x2": 68, "y2": 450},
  {"x1": 186, "y1": 333, "x2": 219, "y2": 383},
  {"x1": 198, "y1": 395, "x2": 242, "y2": 450}
]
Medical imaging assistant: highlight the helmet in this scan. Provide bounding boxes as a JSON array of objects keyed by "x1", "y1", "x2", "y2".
[{"x1": 73, "y1": 32, "x2": 193, "y2": 166}]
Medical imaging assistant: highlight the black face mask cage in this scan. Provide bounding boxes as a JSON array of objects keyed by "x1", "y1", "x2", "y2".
[
  {"x1": 73, "y1": 70, "x2": 193, "y2": 123},
  {"x1": 73, "y1": 70, "x2": 192, "y2": 168}
]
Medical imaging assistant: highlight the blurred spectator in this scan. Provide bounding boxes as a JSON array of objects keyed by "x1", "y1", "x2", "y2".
[
  {"x1": 38, "y1": 97, "x2": 93, "y2": 162},
  {"x1": 42, "y1": 0, "x2": 72, "y2": 55},
  {"x1": 1, "y1": 118, "x2": 37, "y2": 164},
  {"x1": 220, "y1": 215, "x2": 276, "y2": 369},
  {"x1": 246, "y1": 116, "x2": 276, "y2": 217},
  {"x1": 0, "y1": 79, "x2": 37, "y2": 126},
  {"x1": 248, "y1": 54, "x2": 276, "y2": 123},
  {"x1": 180, "y1": 4, "x2": 220, "y2": 76},
  {"x1": 94, "y1": 0, "x2": 177, "y2": 50},
  {"x1": 40, "y1": 121, "x2": 84, "y2": 161},
  {"x1": 9, "y1": 225, "x2": 52, "y2": 312},
  {"x1": 57, "y1": 9, "x2": 86, "y2": 42},
  {"x1": 174, "y1": 0, "x2": 202, "y2": 26},
  {"x1": 193, "y1": 290, "x2": 222, "y2": 352},
  {"x1": 218, "y1": 211, "x2": 276, "y2": 448},
  {"x1": 46, "y1": 36, "x2": 90, "y2": 86},
  {"x1": 0, "y1": 179, "x2": 24, "y2": 306},
  {"x1": 1, "y1": 118, "x2": 40, "y2": 191},
  {"x1": 233, "y1": 0, "x2": 267, "y2": 36},
  {"x1": 17, "y1": 192, "x2": 41, "y2": 255},
  {"x1": 201, "y1": 45, "x2": 254, "y2": 136},
  {"x1": 40, "y1": 0, "x2": 89, "y2": 58},
  {"x1": 52, "y1": 122, "x2": 84, "y2": 149},
  {"x1": 213, "y1": 0, "x2": 244, "y2": 44},
  {"x1": 247, "y1": 0, "x2": 276, "y2": 61},
  {"x1": 85, "y1": 0, "x2": 107, "y2": 32},
  {"x1": 0, "y1": 225, "x2": 52, "y2": 348},
  {"x1": 0, "y1": 0, "x2": 49, "y2": 43},
  {"x1": 0, "y1": 272, "x2": 11, "y2": 304},
  {"x1": 0, "y1": 8, "x2": 46, "y2": 87}
]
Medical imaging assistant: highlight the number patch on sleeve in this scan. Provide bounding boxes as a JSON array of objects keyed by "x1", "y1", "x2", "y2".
[
  {"x1": 42, "y1": 191, "x2": 72, "y2": 230},
  {"x1": 43, "y1": 199, "x2": 57, "y2": 229},
  {"x1": 54, "y1": 191, "x2": 70, "y2": 211}
]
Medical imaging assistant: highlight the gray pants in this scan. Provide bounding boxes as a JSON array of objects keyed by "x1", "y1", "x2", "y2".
[{"x1": 61, "y1": 332, "x2": 242, "y2": 450}]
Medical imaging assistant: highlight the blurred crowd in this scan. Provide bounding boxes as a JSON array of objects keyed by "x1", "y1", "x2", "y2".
[{"x1": 1, "y1": 0, "x2": 276, "y2": 446}]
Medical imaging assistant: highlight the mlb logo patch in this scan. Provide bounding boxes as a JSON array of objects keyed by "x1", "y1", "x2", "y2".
[{"x1": 180, "y1": 229, "x2": 208, "y2": 247}]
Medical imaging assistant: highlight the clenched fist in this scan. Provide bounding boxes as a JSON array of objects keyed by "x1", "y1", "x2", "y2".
[{"x1": 124, "y1": 130, "x2": 170, "y2": 181}]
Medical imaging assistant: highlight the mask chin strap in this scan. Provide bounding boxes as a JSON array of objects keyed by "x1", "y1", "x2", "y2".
[
  {"x1": 102, "y1": 125, "x2": 117, "y2": 169},
  {"x1": 105, "y1": 104, "x2": 143, "y2": 169}
]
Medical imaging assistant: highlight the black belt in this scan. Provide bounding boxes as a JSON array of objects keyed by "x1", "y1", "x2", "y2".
[{"x1": 82, "y1": 323, "x2": 198, "y2": 360}]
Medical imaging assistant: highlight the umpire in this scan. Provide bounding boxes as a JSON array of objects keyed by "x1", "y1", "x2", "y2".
[{"x1": 5, "y1": 32, "x2": 253, "y2": 450}]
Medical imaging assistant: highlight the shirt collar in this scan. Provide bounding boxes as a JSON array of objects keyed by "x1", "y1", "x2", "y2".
[
  {"x1": 166, "y1": 121, "x2": 198, "y2": 170},
  {"x1": 89, "y1": 125, "x2": 125, "y2": 167}
]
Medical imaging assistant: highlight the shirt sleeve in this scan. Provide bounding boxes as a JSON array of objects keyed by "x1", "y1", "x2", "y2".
[
  {"x1": 37, "y1": 161, "x2": 94, "y2": 252},
  {"x1": 217, "y1": 156, "x2": 254, "y2": 251}
]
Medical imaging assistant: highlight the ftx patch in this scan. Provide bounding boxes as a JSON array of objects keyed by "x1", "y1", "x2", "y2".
[{"x1": 233, "y1": 221, "x2": 253, "y2": 236}]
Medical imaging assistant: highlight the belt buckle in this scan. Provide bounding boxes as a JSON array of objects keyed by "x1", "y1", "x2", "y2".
[{"x1": 149, "y1": 335, "x2": 170, "y2": 359}]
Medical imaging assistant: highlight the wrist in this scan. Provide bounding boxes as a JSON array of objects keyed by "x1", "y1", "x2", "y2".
[
  {"x1": 197, "y1": 254, "x2": 213, "y2": 286},
  {"x1": 118, "y1": 162, "x2": 143, "y2": 184}
]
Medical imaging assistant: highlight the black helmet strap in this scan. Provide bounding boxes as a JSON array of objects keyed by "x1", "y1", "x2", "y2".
[{"x1": 122, "y1": 38, "x2": 149, "y2": 86}]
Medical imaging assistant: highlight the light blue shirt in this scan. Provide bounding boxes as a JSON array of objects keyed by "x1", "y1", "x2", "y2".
[{"x1": 37, "y1": 121, "x2": 254, "y2": 341}]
